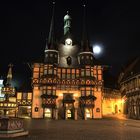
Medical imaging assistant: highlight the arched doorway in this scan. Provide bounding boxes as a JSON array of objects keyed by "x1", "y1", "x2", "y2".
[{"x1": 63, "y1": 93, "x2": 75, "y2": 120}]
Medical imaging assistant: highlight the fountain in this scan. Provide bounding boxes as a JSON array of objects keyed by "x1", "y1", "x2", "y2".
[{"x1": 0, "y1": 64, "x2": 28, "y2": 138}]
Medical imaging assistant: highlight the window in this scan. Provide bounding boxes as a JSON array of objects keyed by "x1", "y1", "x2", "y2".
[
  {"x1": 67, "y1": 74, "x2": 70, "y2": 79},
  {"x1": 44, "y1": 69, "x2": 47, "y2": 75},
  {"x1": 81, "y1": 70, "x2": 85, "y2": 76},
  {"x1": 47, "y1": 90, "x2": 51, "y2": 95},
  {"x1": 48, "y1": 69, "x2": 53, "y2": 74},
  {"x1": 86, "y1": 91, "x2": 90, "y2": 96},
  {"x1": 72, "y1": 74, "x2": 75, "y2": 79},
  {"x1": 66, "y1": 56, "x2": 72, "y2": 65},
  {"x1": 62, "y1": 74, "x2": 65, "y2": 79},
  {"x1": 86, "y1": 70, "x2": 90, "y2": 76},
  {"x1": 54, "y1": 69, "x2": 57, "y2": 75},
  {"x1": 98, "y1": 75, "x2": 102, "y2": 80},
  {"x1": 81, "y1": 91, "x2": 85, "y2": 96},
  {"x1": 17, "y1": 92, "x2": 22, "y2": 100},
  {"x1": 33, "y1": 73, "x2": 39, "y2": 78},
  {"x1": 98, "y1": 70, "x2": 102, "y2": 75},
  {"x1": 52, "y1": 90, "x2": 56, "y2": 95}
]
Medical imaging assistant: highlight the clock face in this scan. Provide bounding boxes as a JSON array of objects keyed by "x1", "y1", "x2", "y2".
[{"x1": 65, "y1": 38, "x2": 72, "y2": 45}]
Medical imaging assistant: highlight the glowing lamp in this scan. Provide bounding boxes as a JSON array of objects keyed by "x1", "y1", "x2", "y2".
[{"x1": 65, "y1": 38, "x2": 72, "y2": 45}]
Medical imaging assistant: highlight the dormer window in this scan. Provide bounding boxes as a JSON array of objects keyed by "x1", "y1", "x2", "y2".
[{"x1": 66, "y1": 56, "x2": 72, "y2": 65}]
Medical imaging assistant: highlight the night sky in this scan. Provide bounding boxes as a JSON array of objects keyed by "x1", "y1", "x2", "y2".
[{"x1": 0, "y1": 1, "x2": 140, "y2": 89}]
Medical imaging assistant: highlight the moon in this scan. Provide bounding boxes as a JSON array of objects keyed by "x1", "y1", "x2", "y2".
[{"x1": 93, "y1": 45, "x2": 101, "y2": 54}]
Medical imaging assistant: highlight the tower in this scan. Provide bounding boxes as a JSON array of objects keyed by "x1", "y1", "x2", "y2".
[
  {"x1": 32, "y1": 2, "x2": 58, "y2": 118},
  {"x1": 77, "y1": 5, "x2": 102, "y2": 119}
]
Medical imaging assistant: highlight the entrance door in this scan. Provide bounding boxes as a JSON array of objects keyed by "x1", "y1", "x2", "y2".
[
  {"x1": 66, "y1": 109, "x2": 72, "y2": 119},
  {"x1": 85, "y1": 109, "x2": 91, "y2": 118},
  {"x1": 44, "y1": 108, "x2": 52, "y2": 118}
]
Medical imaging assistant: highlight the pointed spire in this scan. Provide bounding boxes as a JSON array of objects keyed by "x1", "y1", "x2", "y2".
[
  {"x1": 6, "y1": 64, "x2": 13, "y2": 86},
  {"x1": 64, "y1": 11, "x2": 72, "y2": 35},
  {"x1": 45, "y1": 1, "x2": 56, "y2": 50},
  {"x1": 81, "y1": 4, "x2": 91, "y2": 52}
]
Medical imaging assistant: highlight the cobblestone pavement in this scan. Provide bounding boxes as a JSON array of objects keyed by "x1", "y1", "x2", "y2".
[{"x1": 2, "y1": 116, "x2": 140, "y2": 140}]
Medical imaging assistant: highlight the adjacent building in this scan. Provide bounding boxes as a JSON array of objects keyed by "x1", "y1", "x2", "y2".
[
  {"x1": 102, "y1": 88, "x2": 123, "y2": 115},
  {"x1": 119, "y1": 57, "x2": 140, "y2": 119}
]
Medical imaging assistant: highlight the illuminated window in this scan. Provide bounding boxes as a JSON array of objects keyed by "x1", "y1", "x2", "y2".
[
  {"x1": 52, "y1": 90, "x2": 55, "y2": 95},
  {"x1": 62, "y1": 69, "x2": 66, "y2": 73},
  {"x1": 57, "y1": 73, "x2": 61, "y2": 78},
  {"x1": 72, "y1": 69, "x2": 75, "y2": 73},
  {"x1": 43, "y1": 90, "x2": 46, "y2": 94},
  {"x1": 33, "y1": 73, "x2": 39, "y2": 78},
  {"x1": 34, "y1": 67, "x2": 39, "y2": 72},
  {"x1": 44, "y1": 70, "x2": 47, "y2": 75},
  {"x1": 98, "y1": 70, "x2": 102, "y2": 75},
  {"x1": 81, "y1": 91, "x2": 85, "y2": 96},
  {"x1": 81, "y1": 70, "x2": 84, "y2": 76},
  {"x1": 93, "y1": 69, "x2": 97, "y2": 75},
  {"x1": 72, "y1": 74, "x2": 75, "y2": 79},
  {"x1": 86, "y1": 70, "x2": 90, "y2": 76},
  {"x1": 40, "y1": 68, "x2": 43, "y2": 72},
  {"x1": 86, "y1": 87, "x2": 90, "y2": 90},
  {"x1": 48, "y1": 69, "x2": 52, "y2": 74},
  {"x1": 67, "y1": 69, "x2": 70, "y2": 73},
  {"x1": 98, "y1": 75, "x2": 102, "y2": 80},
  {"x1": 86, "y1": 91, "x2": 90, "y2": 96},
  {"x1": 54, "y1": 69, "x2": 56, "y2": 75},
  {"x1": 76, "y1": 69, "x2": 79, "y2": 74},
  {"x1": 47, "y1": 90, "x2": 51, "y2": 95},
  {"x1": 58, "y1": 69, "x2": 61, "y2": 73},
  {"x1": 67, "y1": 74, "x2": 70, "y2": 79},
  {"x1": 62, "y1": 74, "x2": 65, "y2": 79},
  {"x1": 47, "y1": 86, "x2": 51, "y2": 90},
  {"x1": 17, "y1": 92, "x2": 22, "y2": 100}
]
